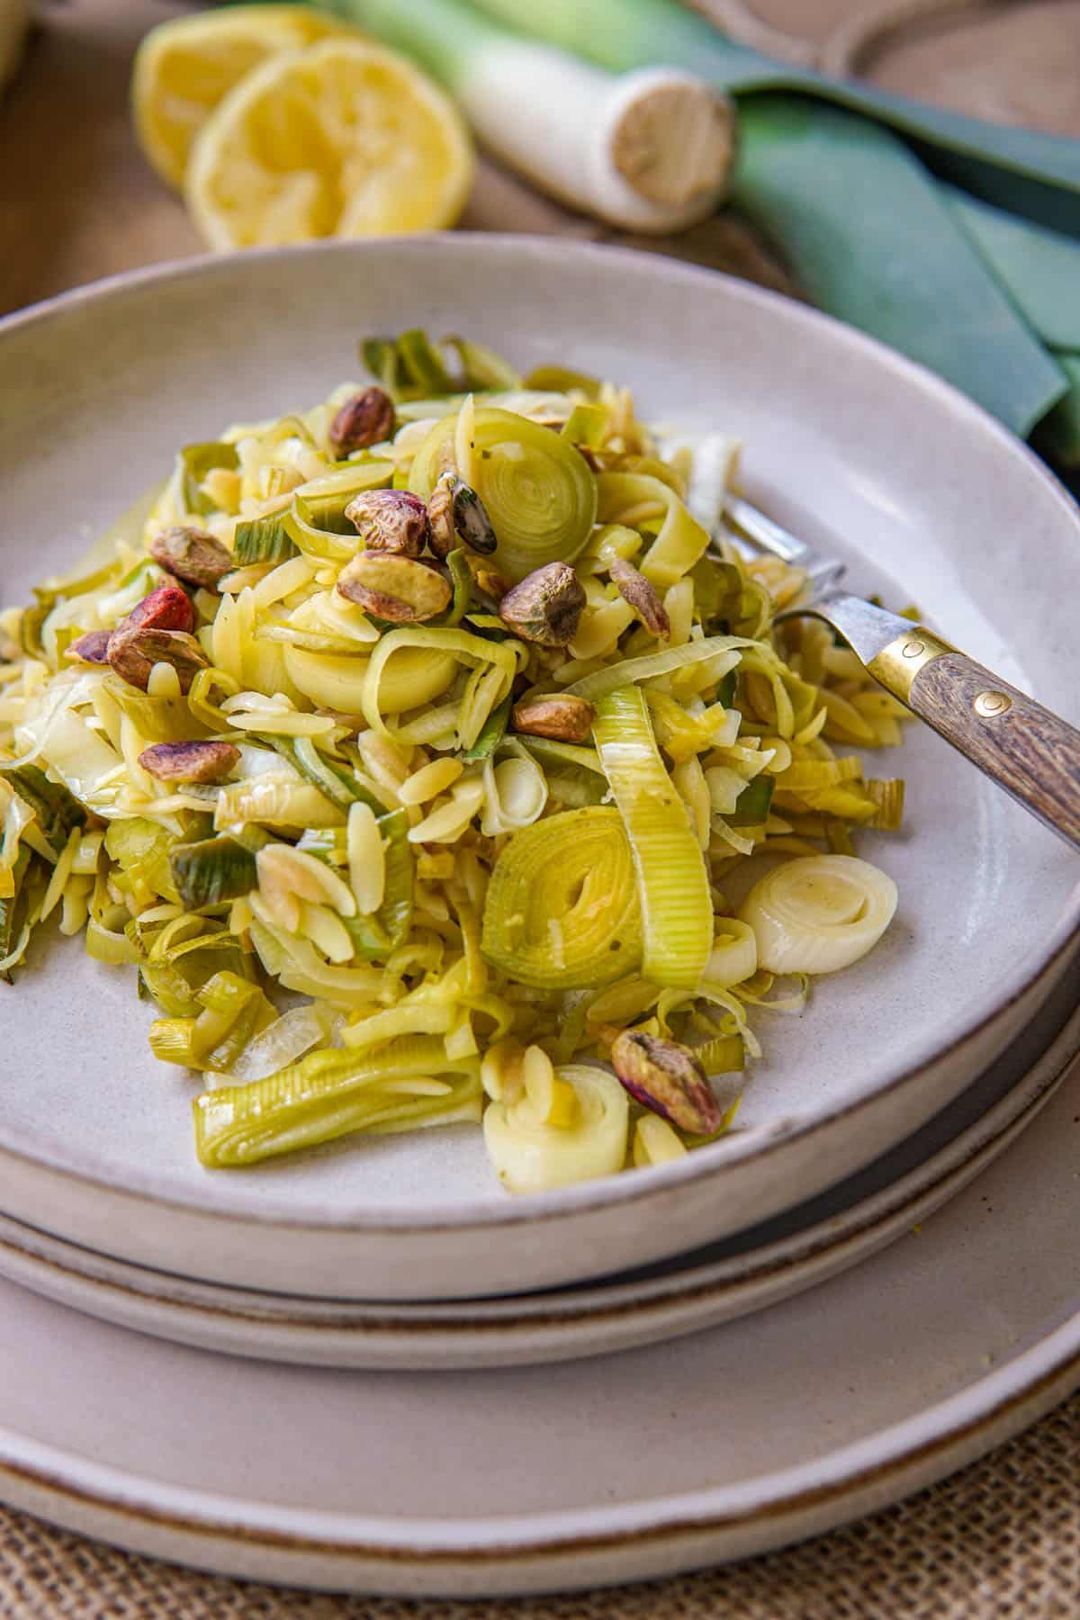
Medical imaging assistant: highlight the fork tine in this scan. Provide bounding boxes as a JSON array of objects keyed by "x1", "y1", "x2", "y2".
[
  {"x1": 721, "y1": 494, "x2": 847, "y2": 597},
  {"x1": 722, "y1": 495, "x2": 813, "y2": 565}
]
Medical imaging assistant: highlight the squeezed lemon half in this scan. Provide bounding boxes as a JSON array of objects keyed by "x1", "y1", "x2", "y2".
[
  {"x1": 185, "y1": 39, "x2": 475, "y2": 250},
  {"x1": 132, "y1": 5, "x2": 349, "y2": 190}
]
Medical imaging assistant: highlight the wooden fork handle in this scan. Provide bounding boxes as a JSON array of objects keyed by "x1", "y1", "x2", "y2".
[{"x1": 867, "y1": 632, "x2": 1080, "y2": 851}]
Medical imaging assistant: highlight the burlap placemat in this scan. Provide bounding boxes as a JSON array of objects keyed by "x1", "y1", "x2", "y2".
[
  {"x1": 2, "y1": 2, "x2": 1079, "y2": 1614},
  {"x1": 0, "y1": 1392, "x2": 1076, "y2": 1617}
]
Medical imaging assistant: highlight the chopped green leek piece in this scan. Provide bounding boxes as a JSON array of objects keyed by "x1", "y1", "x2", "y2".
[
  {"x1": 170, "y1": 836, "x2": 257, "y2": 910},
  {"x1": 361, "y1": 329, "x2": 520, "y2": 400},
  {"x1": 441, "y1": 548, "x2": 472, "y2": 628},
  {"x1": 513, "y1": 736, "x2": 606, "y2": 775},
  {"x1": 693, "y1": 1032, "x2": 745, "y2": 1075},
  {"x1": 105, "y1": 818, "x2": 179, "y2": 906},
  {"x1": 523, "y1": 364, "x2": 601, "y2": 398},
  {"x1": 0, "y1": 763, "x2": 85, "y2": 856},
  {"x1": 481, "y1": 806, "x2": 641, "y2": 989},
  {"x1": 463, "y1": 694, "x2": 512, "y2": 760},
  {"x1": 729, "y1": 775, "x2": 774, "y2": 827},
  {"x1": 0, "y1": 847, "x2": 34, "y2": 983},
  {"x1": 593, "y1": 686, "x2": 713, "y2": 989},
  {"x1": 561, "y1": 402, "x2": 608, "y2": 448},
  {"x1": 443, "y1": 334, "x2": 520, "y2": 392},
  {"x1": 179, "y1": 442, "x2": 239, "y2": 517},
  {"x1": 233, "y1": 513, "x2": 298, "y2": 566},
  {"x1": 341, "y1": 808, "x2": 414, "y2": 959},
  {"x1": 396, "y1": 327, "x2": 456, "y2": 394},
  {"x1": 193, "y1": 1035, "x2": 481, "y2": 1166},
  {"x1": 274, "y1": 735, "x2": 385, "y2": 815}
]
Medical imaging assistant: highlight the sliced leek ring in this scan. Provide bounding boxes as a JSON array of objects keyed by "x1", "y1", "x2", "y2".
[
  {"x1": 408, "y1": 406, "x2": 597, "y2": 582},
  {"x1": 483, "y1": 1065, "x2": 629, "y2": 1194},
  {"x1": 739, "y1": 854, "x2": 898, "y2": 976},
  {"x1": 480, "y1": 806, "x2": 642, "y2": 989},
  {"x1": 702, "y1": 917, "x2": 758, "y2": 988}
]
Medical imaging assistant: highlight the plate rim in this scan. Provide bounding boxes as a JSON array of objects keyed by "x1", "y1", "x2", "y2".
[
  {"x1": 1, "y1": 232, "x2": 1078, "y2": 1236},
  {"x1": 0, "y1": 1301, "x2": 1077, "y2": 1590},
  {"x1": 0, "y1": 981, "x2": 1075, "y2": 1362}
]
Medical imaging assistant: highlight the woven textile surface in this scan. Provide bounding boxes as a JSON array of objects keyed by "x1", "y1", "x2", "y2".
[{"x1": 0, "y1": 1392, "x2": 1077, "y2": 1618}]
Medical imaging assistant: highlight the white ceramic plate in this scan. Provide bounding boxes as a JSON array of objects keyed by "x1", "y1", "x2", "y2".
[
  {"x1": 0, "y1": 964, "x2": 1075, "y2": 1368},
  {"x1": 1, "y1": 1058, "x2": 1079, "y2": 1596},
  {"x1": 1, "y1": 237, "x2": 1078, "y2": 1301}
]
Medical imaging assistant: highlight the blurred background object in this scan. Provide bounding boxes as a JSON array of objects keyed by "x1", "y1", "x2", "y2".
[
  {"x1": 2, "y1": 0, "x2": 1080, "y2": 470},
  {"x1": 0, "y1": 0, "x2": 29, "y2": 95}
]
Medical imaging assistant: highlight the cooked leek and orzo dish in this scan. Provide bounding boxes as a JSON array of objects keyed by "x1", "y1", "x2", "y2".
[{"x1": 0, "y1": 332, "x2": 906, "y2": 1192}]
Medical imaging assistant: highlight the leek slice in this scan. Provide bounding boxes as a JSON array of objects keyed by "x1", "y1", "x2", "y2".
[
  {"x1": 233, "y1": 513, "x2": 298, "y2": 567},
  {"x1": 739, "y1": 854, "x2": 897, "y2": 975},
  {"x1": 171, "y1": 836, "x2": 258, "y2": 910},
  {"x1": 285, "y1": 461, "x2": 396, "y2": 562},
  {"x1": 462, "y1": 693, "x2": 511, "y2": 761},
  {"x1": 361, "y1": 626, "x2": 518, "y2": 749},
  {"x1": 340, "y1": 808, "x2": 414, "y2": 960},
  {"x1": 193, "y1": 1036, "x2": 481, "y2": 1167},
  {"x1": 362, "y1": 329, "x2": 520, "y2": 398},
  {"x1": 408, "y1": 406, "x2": 597, "y2": 582},
  {"x1": 481, "y1": 806, "x2": 641, "y2": 989},
  {"x1": 272, "y1": 735, "x2": 384, "y2": 816},
  {"x1": 0, "y1": 762, "x2": 85, "y2": 856},
  {"x1": 0, "y1": 847, "x2": 35, "y2": 982},
  {"x1": 180, "y1": 442, "x2": 238, "y2": 517},
  {"x1": 565, "y1": 634, "x2": 747, "y2": 703},
  {"x1": 482, "y1": 1065, "x2": 629, "y2": 1194},
  {"x1": 593, "y1": 686, "x2": 713, "y2": 989},
  {"x1": 596, "y1": 473, "x2": 710, "y2": 589}
]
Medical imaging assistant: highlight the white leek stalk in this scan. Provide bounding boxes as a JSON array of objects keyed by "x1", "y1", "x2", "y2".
[
  {"x1": 336, "y1": 0, "x2": 735, "y2": 232},
  {"x1": 452, "y1": 48, "x2": 734, "y2": 232}
]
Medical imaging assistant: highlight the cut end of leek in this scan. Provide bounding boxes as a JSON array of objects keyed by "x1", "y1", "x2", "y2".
[
  {"x1": 608, "y1": 70, "x2": 735, "y2": 214},
  {"x1": 739, "y1": 855, "x2": 898, "y2": 976}
]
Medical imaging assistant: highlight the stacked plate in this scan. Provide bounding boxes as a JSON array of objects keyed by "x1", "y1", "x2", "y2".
[{"x1": 0, "y1": 240, "x2": 1077, "y2": 1593}]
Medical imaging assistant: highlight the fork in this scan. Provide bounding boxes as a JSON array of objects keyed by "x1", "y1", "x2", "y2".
[{"x1": 721, "y1": 494, "x2": 1080, "y2": 852}]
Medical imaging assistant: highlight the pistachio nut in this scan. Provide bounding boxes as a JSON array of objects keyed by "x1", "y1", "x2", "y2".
[
  {"x1": 498, "y1": 562, "x2": 585, "y2": 647},
  {"x1": 150, "y1": 525, "x2": 234, "y2": 589},
  {"x1": 107, "y1": 626, "x2": 210, "y2": 693},
  {"x1": 427, "y1": 472, "x2": 498, "y2": 559},
  {"x1": 123, "y1": 582, "x2": 195, "y2": 635},
  {"x1": 336, "y1": 552, "x2": 452, "y2": 623},
  {"x1": 344, "y1": 489, "x2": 430, "y2": 558},
  {"x1": 610, "y1": 1030, "x2": 722, "y2": 1135},
  {"x1": 69, "y1": 629, "x2": 112, "y2": 665},
  {"x1": 511, "y1": 694, "x2": 595, "y2": 744},
  {"x1": 139, "y1": 740, "x2": 241, "y2": 782},
  {"x1": 609, "y1": 556, "x2": 670, "y2": 636},
  {"x1": 328, "y1": 386, "x2": 396, "y2": 458}
]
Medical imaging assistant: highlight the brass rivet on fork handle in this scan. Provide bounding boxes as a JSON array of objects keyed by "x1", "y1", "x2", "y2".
[
  {"x1": 974, "y1": 690, "x2": 1013, "y2": 718},
  {"x1": 867, "y1": 628, "x2": 956, "y2": 703}
]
